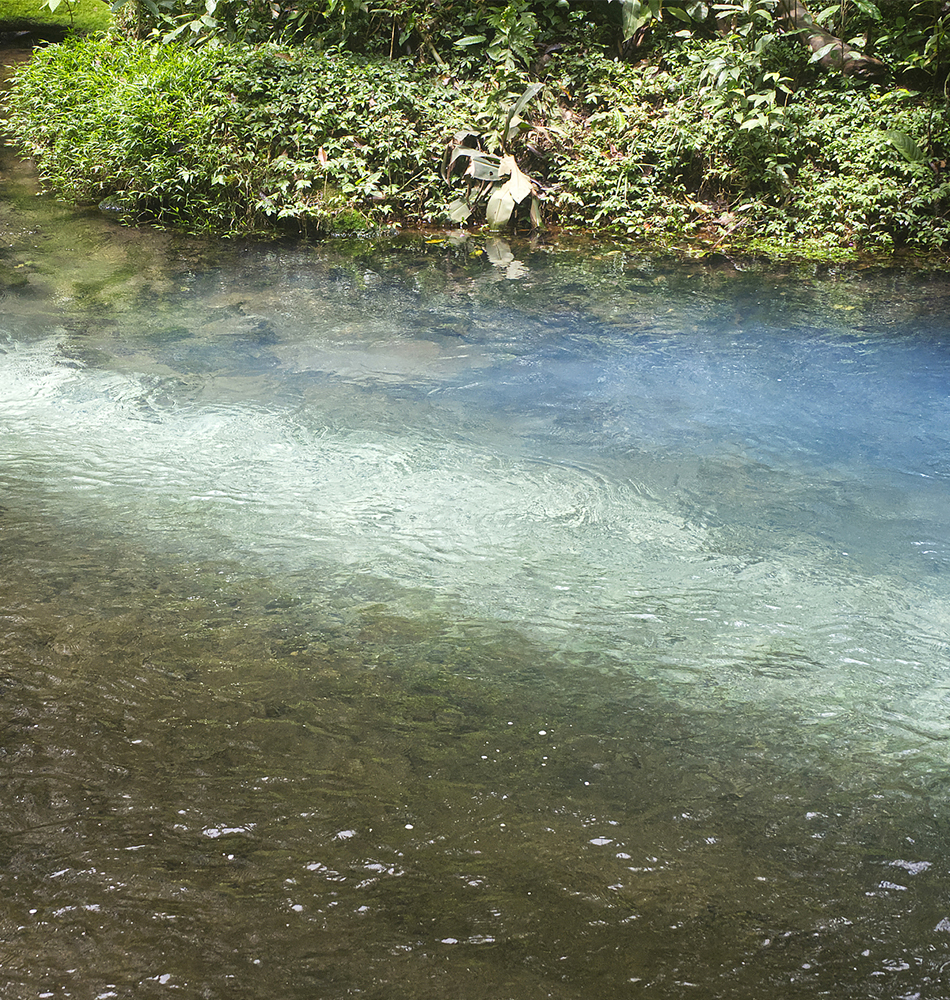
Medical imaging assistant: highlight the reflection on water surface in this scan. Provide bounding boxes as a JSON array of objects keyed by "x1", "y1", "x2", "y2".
[{"x1": 2, "y1": 140, "x2": 950, "y2": 999}]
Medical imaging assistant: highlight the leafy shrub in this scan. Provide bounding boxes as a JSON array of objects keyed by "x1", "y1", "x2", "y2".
[
  {"x1": 3, "y1": 38, "x2": 487, "y2": 234},
  {"x1": 4, "y1": 24, "x2": 950, "y2": 253},
  {"x1": 539, "y1": 36, "x2": 950, "y2": 250},
  {"x1": 3, "y1": 39, "x2": 239, "y2": 228}
]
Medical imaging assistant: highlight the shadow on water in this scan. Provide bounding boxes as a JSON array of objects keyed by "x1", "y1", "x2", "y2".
[{"x1": 3, "y1": 66, "x2": 950, "y2": 999}]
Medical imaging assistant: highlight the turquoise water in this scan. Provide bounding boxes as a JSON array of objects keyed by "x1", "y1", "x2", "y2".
[{"x1": 2, "y1": 145, "x2": 950, "y2": 996}]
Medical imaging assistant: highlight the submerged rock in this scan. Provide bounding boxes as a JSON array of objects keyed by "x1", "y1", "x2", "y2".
[{"x1": 0, "y1": 261, "x2": 29, "y2": 290}]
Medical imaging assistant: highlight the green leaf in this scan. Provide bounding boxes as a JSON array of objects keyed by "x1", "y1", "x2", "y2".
[
  {"x1": 447, "y1": 147, "x2": 501, "y2": 182},
  {"x1": 455, "y1": 35, "x2": 487, "y2": 48},
  {"x1": 467, "y1": 158, "x2": 502, "y2": 182},
  {"x1": 885, "y1": 129, "x2": 926, "y2": 163},
  {"x1": 502, "y1": 83, "x2": 543, "y2": 151},
  {"x1": 162, "y1": 22, "x2": 191, "y2": 42},
  {"x1": 809, "y1": 40, "x2": 844, "y2": 64},
  {"x1": 617, "y1": 0, "x2": 662, "y2": 42},
  {"x1": 485, "y1": 237, "x2": 514, "y2": 266},
  {"x1": 854, "y1": 0, "x2": 881, "y2": 21}
]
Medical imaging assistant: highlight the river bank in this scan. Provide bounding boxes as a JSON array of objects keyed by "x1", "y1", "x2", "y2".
[{"x1": 3, "y1": 12, "x2": 950, "y2": 263}]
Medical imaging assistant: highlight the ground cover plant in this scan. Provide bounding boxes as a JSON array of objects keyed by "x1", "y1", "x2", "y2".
[
  {"x1": 3, "y1": 1, "x2": 950, "y2": 256},
  {"x1": 0, "y1": 0, "x2": 111, "y2": 34}
]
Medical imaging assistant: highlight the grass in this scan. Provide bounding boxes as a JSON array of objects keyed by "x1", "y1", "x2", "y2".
[{"x1": 0, "y1": 0, "x2": 112, "y2": 34}]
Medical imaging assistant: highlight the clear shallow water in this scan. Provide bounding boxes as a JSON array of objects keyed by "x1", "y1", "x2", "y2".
[{"x1": 3, "y1": 142, "x2": 950, "y2": 998}]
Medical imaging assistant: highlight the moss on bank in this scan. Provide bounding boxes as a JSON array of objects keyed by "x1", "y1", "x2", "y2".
[{"x1": 3, "y1": 33, "x2": 950, "y2": 258}]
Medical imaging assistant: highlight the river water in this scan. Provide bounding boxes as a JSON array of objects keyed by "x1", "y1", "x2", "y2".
[{"x1": 2, "y1": 102, "x2": 950, "y2": 999}]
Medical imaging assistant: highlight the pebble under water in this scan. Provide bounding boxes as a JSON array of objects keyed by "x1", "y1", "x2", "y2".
[{"x1": 2, "y1": 152, "x2": 950, "y2": 997}]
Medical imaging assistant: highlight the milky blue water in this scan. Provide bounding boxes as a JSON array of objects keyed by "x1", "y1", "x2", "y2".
[{"x1": 2, "y1": 188, "x2": 950, "y2": 997}]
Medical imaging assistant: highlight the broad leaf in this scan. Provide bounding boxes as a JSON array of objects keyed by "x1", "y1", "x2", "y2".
[
  {"x1": 666, "y1": 7, "x2": 694, "y2": 22},
  {"x1": 615, "y1": 0, "x2": 661, "y2": 41},
  {"x1": 447, "y1": 147, "x2": 501, "y2": 182},
  {"x1": 498, "y1": 155, "x2": 534, "y2": 204},
  {"x1": 447, "y1": 199, "x2": 472, "y2": 223},
  {"x1": 885, "y1": 129, "x2": 926, "y2": 163},
  {"x1": 485, "y1": 187, "x2": 516, "y2": 229},
  {"x1": 503, "y1": 83, "x2": 543, "y2": 151},
  {"x1": 809, "y1": 40, "x2": 846, "y2": 64},
  {"x1": 466, "y1": 158, "x2": 502, "y2": 182}
]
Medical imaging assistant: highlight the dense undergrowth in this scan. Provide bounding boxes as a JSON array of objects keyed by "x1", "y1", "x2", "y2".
[{"x1": 3, "y1": 15, "x2": 950, "y2": 256}]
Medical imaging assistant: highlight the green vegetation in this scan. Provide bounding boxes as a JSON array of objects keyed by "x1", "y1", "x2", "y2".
[
  {"x1": 2, "y1": 1, "x2": 950, "y2": 257},
  {"x1": 0, "y1": 0, "x2": 111, "y2": 34}
]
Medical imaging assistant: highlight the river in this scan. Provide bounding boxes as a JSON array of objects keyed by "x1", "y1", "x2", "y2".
[{"x1": 2, "y1": 61, "x2": 950, "y2": 998}]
